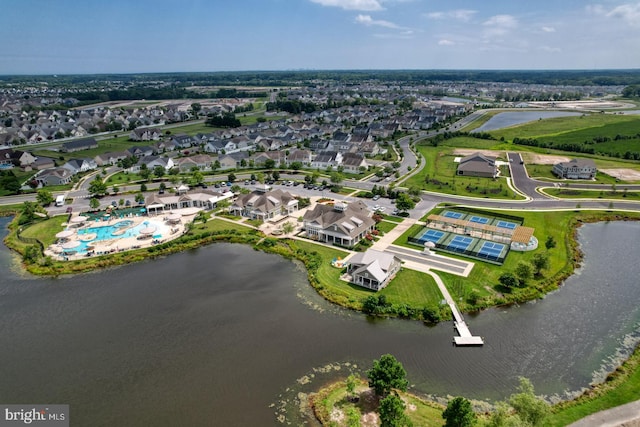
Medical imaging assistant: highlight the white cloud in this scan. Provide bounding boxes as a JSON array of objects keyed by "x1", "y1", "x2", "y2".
[
  {"x1": 483, "y1": 14, "x2": 517, "y2": 28},
  {"x1": 541, "y1": 26, "x2": 556, "y2": 33},
  {"x1": 309, "y1": 0, "x2": 384, "y2": 11},
  {"x1": 606, "y1": 3, "x2": 640, "y2": 26},
  {"x1": 355, "y1": 14, "x2": 400, "y2": 28},
  {"x1": 538, "y1": 46, "x2": 562, "y2": 53},
  {"x1": 438, "y1": 39, "x2": 455, "y2": 46},
  {"x1": 426, "y1": 9, "x2": 477, "y2": 22},
  {"x1": 482, "y1": 14, "x2": 518, "y2": 38}
]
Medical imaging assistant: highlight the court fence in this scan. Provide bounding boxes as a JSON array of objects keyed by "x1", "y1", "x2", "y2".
[{"x1": 408, "y1": 233, "x2": 508, "y2": 265}]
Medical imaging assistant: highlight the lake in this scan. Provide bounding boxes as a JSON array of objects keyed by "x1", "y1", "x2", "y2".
[
  {"x1": 1, "y1": 218, "x2": 639, "y2": 426},
  {"x1": 473, "y1": 111, "x2": 582, "y2": 132}
]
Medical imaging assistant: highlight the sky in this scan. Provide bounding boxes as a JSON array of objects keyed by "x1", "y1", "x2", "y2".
[{"x1": 1, "y1": 0, "x2": 640, "y2": 74}]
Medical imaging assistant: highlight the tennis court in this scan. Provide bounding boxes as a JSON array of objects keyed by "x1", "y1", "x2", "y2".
[
  {"x1": 477, "y1": 241, "x2": 506, "y2": 261},
  {"x1": 442, "y1": 210, "x2": 465, "y2": 219},
  {"x1": 446, "y1": 235, "x2": 474, "y2": 252},
  {"x1": 495, "y1": 220, "x2": 518, "y2": 230},
  {"x1": 468, "y1": 215, "x2": 490, "y2": 224},
  {"x1": 416, "y1": 229, "x2": 446, "y2": 244}
]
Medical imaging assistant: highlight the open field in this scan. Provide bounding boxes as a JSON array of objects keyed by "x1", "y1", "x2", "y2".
[
  {"x1": 542, "y1": 187, "x2": 640, "y2": 200},
  {"x1": 489, "y1": 113, "x2": 640, "y2": 158},
  {"x1": 405, "y1": 137, "x2": 520, "y2": 200}
]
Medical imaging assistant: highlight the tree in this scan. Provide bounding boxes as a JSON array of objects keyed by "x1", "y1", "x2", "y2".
[
  {"x1": 508, "y1": 378, "x2": 549, "y2": 427},
  {"x1": 514, "y1": 261, "x2": 533, "y2": 286},
  {"x1": 228, "y1": 172, "x2": 236, "y2": 183},
  {"x1": 140, "y1": 183, "x2": 147, "y2": 192},
  {"x1": 272, "y1": 170, "x2": 280, "y2": 181},
  {"x1": 442, "y1": 397, "x2": 475, "y2": 427},
  {"x1": 498, "y1": 272, "x2": 519, "y2": 289},
  {"x1": 290, "y1": 161, "x2": 302, "y2": 171},
  {"x1": 367, "y1": 354, "x2": 408, "y2": 397},
  {"x1": 212, "y1": 160, "x2": 221, "y2": 172},
  {"x1": 135, "y1": 192, "x2": 145, "y2": 204},
  {"x1": 192, "y1": 170, "x2": 204, "y2": 185},
  {"x1": 545, "y1": 235, "x2": 556, "y2": 250},
  {"x1": 345, "y1": 374, "x2": 358, "y2": 401},
  {"x1": 36, "y1": 189, "x2": 54, "y2": 206},
  {"x1": 532, "y1": 252, "x2": 550, "y2": 276},
  {"x1": 88, "y1": 178, "x2": 108, "y2": 197},
  {"x1": 264, "y1": 159, "x2": 276, "y2": 169},
  {"x1": 330, "y1": 171, "x2": 343, "y2": 185},
  {"x1": 379, "y1": 393, "x2": 412, "y2": 427},
  {"x1": 394, "y1": 192, "x2": 415, "y2": 213},
  {"x1": 20, "y1": 201, "x2": 38, "y2": 224},
  {"x1": 153, "y1": 166, "x2": 165, "y2": 179},
  {"x1": 190, "y1": 102, "x2": 202, "y2": 118},
  {"x1": 159, "y1": 182, "x2": 167, "y2": 192},
  {"x1": 89, "y1": 197, "x2": 100, "y2": 210},
  {"x1": 139, "y1": 164, "x2": 151, "y2": 181},
  {"x1": 112, "y1": 185, "x2": 119, "y2": 195}
]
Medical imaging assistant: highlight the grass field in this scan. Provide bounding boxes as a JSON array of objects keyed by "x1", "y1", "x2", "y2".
[
  {"x1": 404, "y1": 137, "x2": 522, "y2": 200},
  {"x1": 542, "y1": 187, "x2": 640, "y2": 200},
  {"x1": 375, "y1": 220, "x2": 399, "y2": 234},
  {"x1": 489, "y1": 113, "x2": 640, "y2": 158}
]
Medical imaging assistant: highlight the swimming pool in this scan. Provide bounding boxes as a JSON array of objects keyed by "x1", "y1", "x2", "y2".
[{"x1": 74, "y1": 220, "x2": 167, "y2": 253}]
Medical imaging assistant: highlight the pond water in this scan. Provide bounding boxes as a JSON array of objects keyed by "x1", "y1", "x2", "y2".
[
  {"x1": 1, "y1": 218, "x2": 639, "y2": 425},
  {"x1": 472, "y1": 111, "x2": 582, "y2": 132}
]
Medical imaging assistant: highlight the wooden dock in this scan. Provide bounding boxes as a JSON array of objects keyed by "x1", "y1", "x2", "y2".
[{"x1": 450, "y1": 299, "x2": 484, "y2": 346}]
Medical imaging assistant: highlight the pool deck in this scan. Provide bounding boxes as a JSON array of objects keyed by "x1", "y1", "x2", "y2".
[{"x1": 47, "y1": 209, "x2": 198, "y2": 261}]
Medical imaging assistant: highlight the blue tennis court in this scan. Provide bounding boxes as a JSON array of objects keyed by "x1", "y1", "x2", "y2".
[
  {"x1": 417, "y1": 229, "x2": 445, "y2": 244},
  {"x1": 469, "y1": 215, "x2": 490, "y2": 224},
  {"x1": 496, "y1": 220, "x2": 518, "y2": 230},
  {"x1": 446, "y1": 235, "x2": 474, "y2": 252},
  {"x1": 443, "y1": 211, "x2": 464, "y2": 219},
  {"x1": 477, "y1": 241, "x2": 505, "y2": 260}
]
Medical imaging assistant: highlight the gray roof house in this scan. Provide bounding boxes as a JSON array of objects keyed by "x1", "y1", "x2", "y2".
[
  {"x1": 552, "y1": 158, "x2": 597, "y2": 180},
  {"x1": 129, "y1": 127, "x2": 162, "y2": 141},
  {"x1": 303, "y1": 200, "x2": 375, "y2": 248},
  {"x1": 35, "y1": 167, "x2": 74, "y2": 186},
  {"x1": 174, "y1": 154, "x2": 212, "y2": 172},
  {"x1": 61, "y1": 137, "x2": 98, "y2": 153},
  {"x1": 347, "y1": 249, "x2": 402, "y2": 291},
  {"x1": 456, "y1": 152, "x2": 498, "y2": 178},
  {"x1": 95, "y1": 151, "x2": 129, "y2": 166},
  {"x1": 229, "y1": 187, "x2": 298, "y2": 221},
  {"x1": 341, "y1": 153, "x2": 367, "y2": 173},
  {"x1": 62, "y1": 158, "x2": 97, "y2": 175}
]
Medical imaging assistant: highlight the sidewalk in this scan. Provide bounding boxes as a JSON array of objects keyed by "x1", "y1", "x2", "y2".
[{"x1": 567, "y1": 400, "x2": 640, "y2": 427}]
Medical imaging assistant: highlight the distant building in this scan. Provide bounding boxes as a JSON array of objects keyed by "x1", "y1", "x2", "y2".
[
  {"x1": 456, "y1": 152, "x2": 498, "y2": 178},
  {"x1": 60, "y1": 137, "x2": 98, "y2": 153},
  {"x1": 229, "y1": 187, "x2": 298, "y2": 221},
  {"x1": 552, "y1": 158, "x2": 597, "y2": 180}
]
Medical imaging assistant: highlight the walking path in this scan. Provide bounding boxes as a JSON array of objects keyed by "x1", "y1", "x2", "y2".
[{"x1": 567, "y1": 400, "x2": 640, "y2": 427}]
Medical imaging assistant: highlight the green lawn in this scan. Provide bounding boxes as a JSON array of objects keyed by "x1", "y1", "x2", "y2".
[
  {"x1": 20, "y1": 215, "x2": 68, "y2": 248},
  {"x1": 403, "y1": 138, "x2": 522, "y2": 200},
  {"x1": 542, "y1": 187, "x2": 640, "y2": 200},
  {"x1": 376, "y1": 220, "x2": 399, "y2": 234}
]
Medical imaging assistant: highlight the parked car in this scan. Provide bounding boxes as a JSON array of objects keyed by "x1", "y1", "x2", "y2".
[{"x1": 372, "y1": 195, "x2": 380, "y2": 201}]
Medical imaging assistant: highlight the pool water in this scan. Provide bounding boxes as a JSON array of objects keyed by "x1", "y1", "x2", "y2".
[{"x1": 74, "y1": 220, "x2": 166, "y2": 253}]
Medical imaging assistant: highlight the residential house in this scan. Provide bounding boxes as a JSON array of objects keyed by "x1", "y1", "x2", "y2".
[
  {"x1": 347, "y1": 249, "x2": 402, "y2": 291},
  {"x1": 62, "y1": 158, "x2": 97, "y2": 175},
  {"x1": 171, "y1": 134, "x2": 197, "y2": 149},
  {"x1": 131, "y1": 155, "x2": 174, "y2": 172},
  {"x1": 204, "y1": 139, "x2": 237, "y2": 154},
  {"x1": 251, "y1": 151, "x2": 286, "y2": 168},
  {"x1": 341, "y1": 153, "x2": 367, "y2": 173},
  {"x1": 95, "y1": 151, "x2": 129, "y2": 166},
  {"x1": 129, "y1": 127, "x2": 162, "y2": 141},
  {"x1": 229, "y1": 187, "x2": 298, "y2": 221},
  {"x1": 456, "y1": 152, "x2": 498, "y2": 178},
  {"x1": 311, "y1": 151, "x2": 342, "y2": 170},
  {"x1": 35, "y1": 167, "x2": 74, "y2": 186},
  {"x1": 127, "y1": 145, "x2": 156, "y2": 158},
  {"x1": 61, "y1": 137, "x2": 98, "y2": 153},
  {"x1": 218, "y1": 151, "x2": 249, "y2": 170},
  {"x1": 303, "y1": 200, "x2": 375, "y2": 248},
  {"x1": 286, "y1": 149, "x2": 312, "y2": 167},
  {"x1": 552, "y1": 158, "x2": 597, "y2": 180},
  {"x1": 174, "y1": 154, "x2": 212, "y2": 173},
  {"x1": 30, "y1": 156, "x2": 56, "y2": 170}
]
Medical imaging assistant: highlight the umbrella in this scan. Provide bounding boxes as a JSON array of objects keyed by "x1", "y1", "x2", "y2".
[
  {"x1": 61, "y1": 240, "x2": 81, "y2": 249},
  {"x1": 70, "y1": 216, "x2": 88, "y2": 223},
  {"x1": 424, "y1": 241, "x2": 436, "y2": 248},
  {"x1": 56, "y1": 230, "x2": 74, "y2": 239},
  {"x1": 140, "y1": 226, "x2": 156, "y2": 235},
  {"x1": 167, "y1": 213, "x2": 181, "y2": 222}
]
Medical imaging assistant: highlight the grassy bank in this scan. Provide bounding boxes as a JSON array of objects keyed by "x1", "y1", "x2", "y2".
[{"x1": 310, "y1": 343, "x2": 640, "y2": 427}]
